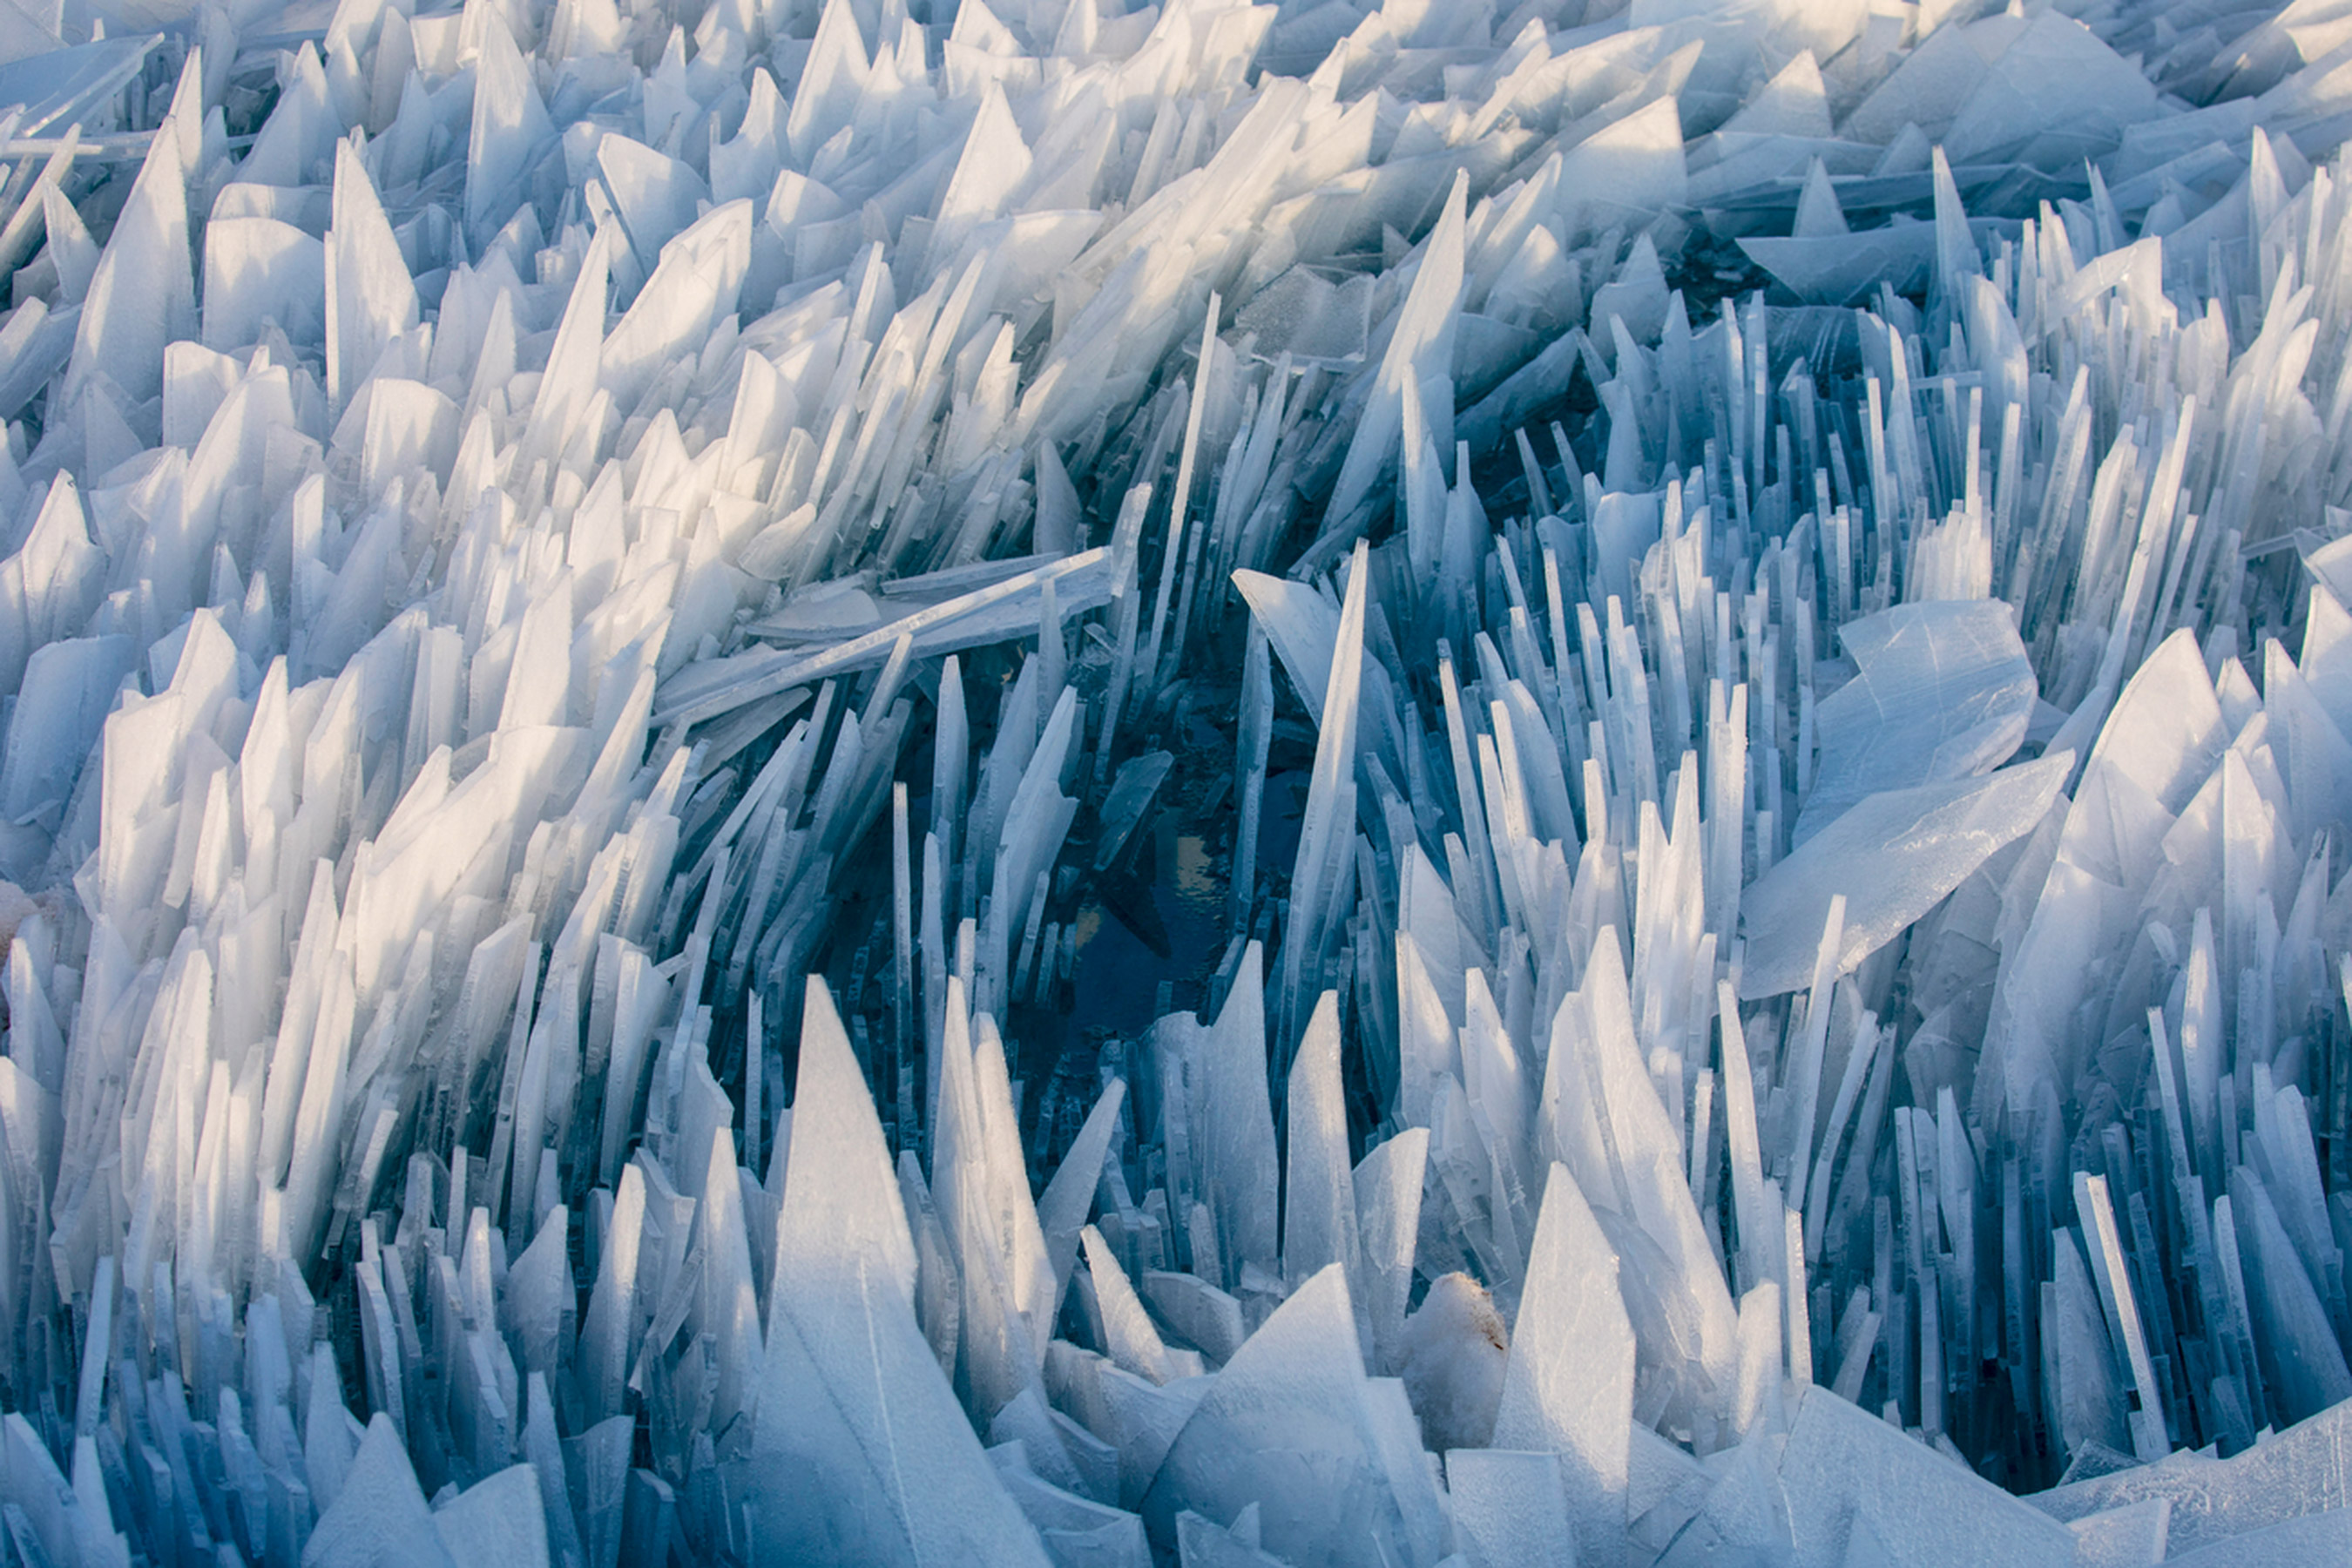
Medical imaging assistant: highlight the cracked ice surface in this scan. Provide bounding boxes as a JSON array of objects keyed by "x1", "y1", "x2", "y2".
[{"x1": 13, "y1": 0, "x2": 2352, "y2": 1565}]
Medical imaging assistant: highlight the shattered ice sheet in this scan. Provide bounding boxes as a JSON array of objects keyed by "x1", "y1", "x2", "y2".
[{"x1": 4, "y1": 0, "x2": 2352, "y2": 1565}]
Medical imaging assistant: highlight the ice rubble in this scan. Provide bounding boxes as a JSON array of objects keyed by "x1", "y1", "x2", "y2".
[{"x1": 11, "y1": 0, "x2": 2352, "y2": 1565}]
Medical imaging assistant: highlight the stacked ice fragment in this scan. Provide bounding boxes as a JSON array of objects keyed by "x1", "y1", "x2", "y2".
[{"x1": 10, "y1": 0, "x2": 2352, "y2": 1563}]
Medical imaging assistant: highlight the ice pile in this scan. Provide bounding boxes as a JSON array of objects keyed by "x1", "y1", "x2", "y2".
[{"x1": 10, "y1": 0, "x2": 2352, "y2": 1563}]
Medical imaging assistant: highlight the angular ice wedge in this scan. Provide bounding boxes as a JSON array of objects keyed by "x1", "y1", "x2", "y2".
[
  {"x1": 935, "y1": 986, "x2": 1056, "y2": 1416},
  {"x1": 301, "y1": 1413, "x2": 453, "y2": 1568},
  {"x1": 593, "y1": 133, "x2": 709, "y2": 279},
  {"x1": 1041, "y1": 1079, "x2": 1127, "y2": 1310},
  {"x1": 751, "y1": 978, "x2": 1050, "y2": 1565},
  {"x1": 1141, "y1": 1270, "x2": 1247, "y2": 1367},
  {"x1": 1797, "y1": 601, "x2": 2036, "y2": 845},
  {"x1": 1652, "y1": 1428, "x2": 1793, "y2": 1565},
  {"x1": 993, "y1": 1453, "x2": 1151, "y2": 1568},
  {"x1": 1547, "y1": 931, "x2": 1741, "y2": 1422},
  {"x1": 431, "y1": 1464, "x2": 550, "y2": 1568},
  {"x1": 1142, "y1": 1267, "x2": 1443, "y2": 1568},
  {"x1": 1740, "y1": 756, "x2": 2072, "y2": 998},
  {"x1": 62, "y1": 57, "x2": 193, "y2": 412},
  {"x1": 0, "y1": 634, "x2": 132, "y2": 826},
  {"x1": 1173, "y1": 1507, "x2": 1289, "y2": 1568},
  {"x1": 201, "y1": 217, "x2": 326, "y2": 353},
  {"x1": 1084, "y1": 1225, "x2": 1178, "y2": 1387},
  {"x1": 1093, "y1": 750, "x2": 1173, "y2": 871}
]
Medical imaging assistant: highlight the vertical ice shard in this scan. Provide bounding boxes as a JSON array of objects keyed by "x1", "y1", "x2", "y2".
[
  {"x1": 1354, "y1": 1128, "x2": 1429, "y2": 1375},
  {"x1": 1547, "y1": 929, "x2": 1740, "y2": 1424},
  {"x1": 1189, "y1": 943, "x2": 1281, "y2": 1284},
  {"x1": 431, "y1": 1464, "x2": 551, "y2": 1568},
  {"x1": 62, "y1": 55, "x2": 196, "y2": 417},
  {"x1": 1282, "y1": 992, "x2": 1360, "y2": 1296},
  {"x1": 749, "y1": 977, "x2": 1048, "y2": 1564},
  {"x1": 933, "y1": 986, "x2": 1056, "y2": 1417},
  {"x1": 466, "y1": 17, "x2": 556, "y2": 249},
  {"x1": 1492, "y1": 1162, "x2": 1633, "y2": 1567},
  {"x1": 327, "y1": 139, "x2": 421, "y2": 421},
  {"x1": 1326, "y1": 173, "x2": 1466, "y2": 531}
]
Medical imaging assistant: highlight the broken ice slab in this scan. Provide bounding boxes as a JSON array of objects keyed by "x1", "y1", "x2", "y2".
[
  {"x1": 0, "y1": 294, "x2": 79, "y2": 422},
  {"x1": 593, "y1": 132, "x2": 710, "y2": 279},
  {"x1": 1740, "y1": 215, "x2": 2011, "y2": 306},
  {"x1": 1740, "y1": 218, "x2": 1938, "y2": 305},
  {"x1": 201, "y1": 216, "x2": 327, "y2": 352},
  {"x1": 1084, "y1": 1225, "x2": 1179, "y2": 1386},
  {"x1": 1354, "y1": 1127, "x2": 1429, "y2": 1375},
  {"x1": 1777, "y1": 1387, "x2": 2078, "y2": 1567},
  {"x1": 1937, "y1": 11, "x2": 2164, "y2": 166},
  {"x1": 1151, "y1": 944, "x2": 1281, "y2": 1287},
  {"x1": 747, "y1": 974, "x2": 1058, "y2": 1567},
  {"x1": 1093, "y1": 751, "x2": 1173, "y2": 871},
  {"x1": 1797, "y1": 601, "x2": 2037, "y2": 845},
  {"x1": 0, "y1": 633, "x2": 134, "y2": 826},
  {"x1": 2027, "y1": 1397, "x2": 2352, "y2": 1558},
  {"x1": 1282, "y1": 992, "x2": 1361, "y2": 1297},
  {"x1": 1652, "y1": 1427, "x2": 1794, "y2": 1565},
  {"x1": 1233, "y1": 267, "x2": 1374, "y2": 365},
  {"x1": 0, "y1": 37, "x2": 159, "y2": 138},
  {"x1": 1627, "y1": 1420, "x2": 1713, "y2": 1556},
  {"x1": 1739, "y1": 755, "x2": 2071, "y2": 998},
  {"x1": 657, "y1": 548, "x2": 1112, "y2": 727},
  {"x1": 754, "y1": 1182, "x2": 1052, "y2": 1562}
]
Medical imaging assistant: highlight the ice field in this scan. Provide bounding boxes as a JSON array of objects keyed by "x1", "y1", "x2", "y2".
[{"x1": 12, "y1": 0, "x2": 2352, "y2": 1562}]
